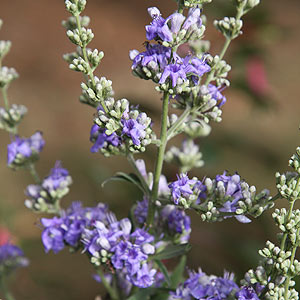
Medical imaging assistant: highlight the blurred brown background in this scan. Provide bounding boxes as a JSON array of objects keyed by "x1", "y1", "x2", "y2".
[{"x1": 0, "y1": 0, "x2": 300, "y2": 299}]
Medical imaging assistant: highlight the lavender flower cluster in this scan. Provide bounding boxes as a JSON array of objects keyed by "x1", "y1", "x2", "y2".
[
  {"x1": 90, "y1": 98, "x2": 155, "y2": 156},
  {"x1": 130, "y1": 7, "x2": 210, "y2": 95},
  {"x1": 40, "y1": 200, "x2": 158, "y2": 289},
  {"x1": 7, "y1": 132, "x2": 45, "y2": 169},
  {"x1": 0, "y1": 243, "x2": 29, "y2": 277},
  {"x1": 168, "y1": 172, "x2": 273, "y2": 222},
  {"x1": 171, "y1": 269, "x2": 260, "y2": 300},
  {"x1": 25, "y1": 161, "x2": 72, "y2": 213}
]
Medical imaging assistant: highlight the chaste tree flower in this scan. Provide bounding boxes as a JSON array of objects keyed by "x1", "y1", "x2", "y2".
[
  {"x1": 168, "y1": 171, "x2": 272, "y2": 222},
  {"x1": 25, "y1": 161, "x2": 72, "y2": 213},
  {"x1": 0, "y1": 243, "x2": 29, "y2": 277},
  {"x1": 41, "y1": 202, "x2": 108, "y2": 253},
  {"x1": 7, "y1": 131, "x2": 45, "y2": 168},
  {"x1": 91, "y1": 99, "x2": 154, "y2": 156},
  {"x1": 146, "y1": 7, "x2": 204, "y2": 47}
]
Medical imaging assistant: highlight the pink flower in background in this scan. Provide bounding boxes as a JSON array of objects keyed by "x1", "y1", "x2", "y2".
[
  {"x1": 0, "y1": 227, "x2": 11, "y2": 246},
  {"x1": 246, "y1": 57, "x2": 270, "y2": 96}
]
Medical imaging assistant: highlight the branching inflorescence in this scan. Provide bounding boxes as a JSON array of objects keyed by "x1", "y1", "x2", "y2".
[{"x1": 1, "y1": 0, "x2": 300, "y2": 299}]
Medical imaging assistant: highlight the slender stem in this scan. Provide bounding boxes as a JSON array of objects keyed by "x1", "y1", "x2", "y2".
[
  {"x1": 205, "y1": 4, "x2": 245, "y2": 86},
  {"x1": 96, "y1": 268, "x2": 119, "y2": 300},
  {"x1": 0, "y1": 278, "x2": 15, "y2": 300},
  {"x1": 127, "y1": 154, "x2": 151, "y2": 195},
  {"x1": 74, "y1": 14, "x2": 109, "y2": 114},
  {"x1": 147, "y1": 92, "x2": 169, "y2": 226},
  {"x1": 166, "y1": 107, "x2": 191, "y2": 140},
  {"x1": 1, "y1": 86, "x2": 10, "y2": 110},
  {"x1": 177, "y1": 0, "x2": 184, "y2": 14},
  {"x1": 28, "y1": 163, "x2": 41, "y2": 184}
]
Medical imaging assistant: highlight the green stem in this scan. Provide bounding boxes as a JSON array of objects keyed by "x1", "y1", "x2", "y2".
[
  {"x1": 74, "y1": 14, "x2": 109, "y2": 114},
  {"x1": 177, "y1": 0, "x2": 184, "y2": 14},
  {"x1": 205, "y1": 4, "x2": 245, "y2": 86},
  {"x1": 147, "y1": 92, "x2": 169, "y2": 227},
  {"x1": 0, "y1": 278, "x2": 15, "y2": 300},
  {"x1": 1, "y1": 86, "x2": 10, "y2": 110},
  {"x1": 96, "y1": 268, "x2": 119, "y2": 300},
  {"x1": 28, "y1": 163, "x2": 41, "y2": 184},
  {"x1": 166, "y1": 107, "x2": 191, "y2": 140},
  {"x1": 127, "y1": 154, "x2": 151, "y2": 195}
]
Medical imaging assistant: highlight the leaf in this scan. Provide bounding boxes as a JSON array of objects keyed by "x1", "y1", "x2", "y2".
[
  {"x1": 151, "y1": 244, "x2": 191, "y2": 261},
  {"x1": 101, "y1": 172, "x2": 145, "y2": 193},
  {"x1": 170, "y1": 255, "x2": 186, "y2": 288},
  {"x1": 155, "y1": 260, "x2": 171, "y2": 287}
]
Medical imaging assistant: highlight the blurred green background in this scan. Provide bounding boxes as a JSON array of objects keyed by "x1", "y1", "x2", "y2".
[{"x1": 0, "y1": 0, "x2": 300, "y2": 299}]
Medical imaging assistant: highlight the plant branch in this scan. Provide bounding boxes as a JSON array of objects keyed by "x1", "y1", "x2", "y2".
[
  {"x1": 74, "y1": 14, "x2": 109, "y2": 114},
  {"x1": 96, "y1": 267, "x2": 119, "y2": 300},
  {"x1": 147, "y1": 92, "x2": 169, "y2": 227}
]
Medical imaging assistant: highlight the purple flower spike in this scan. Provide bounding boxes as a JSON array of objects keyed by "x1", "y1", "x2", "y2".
[
  {"x1": 42, "y1": 161, "x2": 71, "y2": 192},
  {"x1": 237, "y1": 286, "x2": 260, "y2": 300},
  {"x1": 159, "y1": 63, "x2": 187, "y2": 87},
  {"x1": 169, "y1": 173, "x2": 197, "y2": 204},
  {"x1": 122, "y1": 118, "x2": 146, "y2": 146},
  {"x1": 183, "y1": 8, "x2": 202, "y2": 30},
  {"x1": 0, "y1": 243, "x2": 29, "y2": 271},
  {"x1": 7, "y1": 131, "x2": 45, "y2": 166},
  {"x1": 90, "y1": 124, "x2": 121, "y2": 153},
  {"x1": 208, "y1": 84, "x2": 227, "y2": 107}
]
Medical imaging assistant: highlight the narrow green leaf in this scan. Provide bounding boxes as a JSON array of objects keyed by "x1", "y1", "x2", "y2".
[
  {"x1": 155, "y1": 260, "x2": 171, "y2": 287},
  {"x1": 151, "y1": 243, "x2": 191, "y2": 260},
  {"x1": 170, "y1": 255, "x2": 186, "y2": 288},
  {"x1": 101, "y1": 172, "x2": 145, "y2": 193}
]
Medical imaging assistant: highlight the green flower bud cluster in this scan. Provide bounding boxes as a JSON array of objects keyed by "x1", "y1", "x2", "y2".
[
  {"x1": 62, "y1": 15, "x2": 90, "y2": 30},
  {"x1": 276, "y1": 172, "x2": 300, "y2": 202},
  {"x1": 183, "y1": 119, "x2": 211, "y2": 138},
  {"x1": 0, "y1": 40, "x2": 11, "y2": 61},
  {"x1": 289, "y1": 147, "x2": 300, "y2": 173},
  {"x1": 25, "y1": 183, "x2": 72, "y2": 214},
  {"x1": 90, "y1": 248, "x2": 113, "y2": 266},
  {"x1": 69, "y1": 48, "x2": 104, "y2": 73},
  {"x1": 94, "y1": 98, "x2": 155, "y2": 155},
  {"x1": 181, "y1": 0, "x2": 212, "y2": 8},
  {"x1": 205, "y1": 55, "x2": 231, "y2": 86},
  {"x1": 190, "y1": 176, "x2": 273, "y2": 222},
  {"x1": 273, "y1": 209, "x2": 300, "y2": 247},
  {"x1": 0, "y1": 20, "x2": 27, "y2": 134},
  {"x1": 0, "y1": 104, "x2": 27, "y2": 133},
  {"x1": 65, "y1": 0, "x2": 86, "y2": 16},
  {"x1": 80, "y1": 76, "x2": 112, "y2": 107},
  {"x1": 155, "y1": 77, "x2": 192, "y2": 96},
  {"x1": 174, "y1": 86, "x2": 223, "y2": 123},
  {"x1": 235, "y1": 0, "x2": 261, "y2": 15},
  {"x1": 237, "y1": 183, "x2": 273, "y2": 218},
  {"x1": 243, "y1": 265, "x2": 270, "y2": 287},
  {"x1": 166, "y1": 114, "x2": 211, "y2": 140},
  {"x1": 63, "y1": 0, "x2": 109, "y2": 113},
  {"x1": 66, "y1": 27, "x2": 94, "y2": 48},
  {"x1": 214, "y1": 17, "x2": 243, "y2": 40},
  {"x1": 161, "y1": 23, "x2": 206, "y2": 49},
  {"x1": 165, "y1": 139, "x2": 204, "y2": 172},
  {"x1": 0, "y1": 66, "x2": 18, "y2": 88},
  {"x1": 267, "y1": 286, "x2": 298, "y2": 300},
  {"x1": 189, "y1": 40, "x2": 210, "y2": 57}
]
